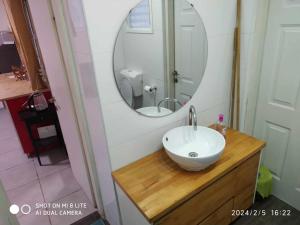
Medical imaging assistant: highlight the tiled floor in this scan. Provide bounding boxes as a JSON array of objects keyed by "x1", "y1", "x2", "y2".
[
  {"x1": 233, "y1": 195, "x2": 300, "y2": 225},
  {"x1": 0, "y1": 108, "x2": 96, "y2": 225},
  {"x1": 72, "y1": 212, "x2": 105, "y2": 225}
]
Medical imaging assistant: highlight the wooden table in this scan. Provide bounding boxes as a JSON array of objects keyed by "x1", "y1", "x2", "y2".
[
  {"x1": 0, "y1": 73, "x2": 32, "y2": 101},
  {"x1": 112, "y1": 128, "x2": 266, "y2": 223}
]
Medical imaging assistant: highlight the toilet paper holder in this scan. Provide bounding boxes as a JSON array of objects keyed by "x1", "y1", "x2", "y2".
[
  {"x1": 144, "y1": 85, "x2": 157, "y2": 93},
  {"x1": 144, "y1": 85, "x2": 158, "y2": 106}
]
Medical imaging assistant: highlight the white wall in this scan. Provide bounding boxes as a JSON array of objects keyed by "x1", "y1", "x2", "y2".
[
  {"x1": 83, "y1": 0, "x2": 236, "y2": 224},
  {"x1": 239, "y1": 0, "x2": 260, "y2": 131},
  {"x1": 81, "y1": 0, "x2": 263, "y2": 225},
  {"x1": 83, "y1": 0, "x2": 235, "y2": 172},
  {"x1": 59, "y1": 0, "x2": 121, "y2": 223},
  {"x1": 114, "y1": 0, "x2": 165, "y2": 108},
  {"x1": 239, "y1": 0, "x2": 270, "y2": 134},
  {"x1": 0, "y1": 0, "x2": 10, "y2": 31},
  {"x1": 112, "y1": 0, "x2": 264, "y2": 134}
]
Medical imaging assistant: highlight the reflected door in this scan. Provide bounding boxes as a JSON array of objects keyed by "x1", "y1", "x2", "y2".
[
  {"x1": 254, "y1": 0, "x2": 300, "y2": 210},
  {"x1": 174, "y1": 0, "x2": 207, "y2": 105}
]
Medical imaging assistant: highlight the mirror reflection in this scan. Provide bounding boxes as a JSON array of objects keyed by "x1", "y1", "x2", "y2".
[{"x1": 113, "y1": 0, "x2": 208, "y2": 117}]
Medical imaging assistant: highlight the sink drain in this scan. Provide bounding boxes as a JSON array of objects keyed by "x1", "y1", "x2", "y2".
[{"x1": 188, "y1": 152, "x2": 198, "y2": 158}]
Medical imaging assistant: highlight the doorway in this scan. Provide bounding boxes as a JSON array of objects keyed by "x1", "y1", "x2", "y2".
[
  {"x1": 0, "y1": 106, "x2": 95, "y2": 225},
  {"x1": 254, "y1": 0, "x2": 300, "y2": 210},
  {"x1": 0, "y1": 0, "x2": 99, "y2": 224}
]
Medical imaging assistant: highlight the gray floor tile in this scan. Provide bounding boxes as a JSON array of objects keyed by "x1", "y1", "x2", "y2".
[
  {"x1": 6, "y1": 180, "x2": 45, "y2": 218},
  {"x1": 0, "y1": 149, "x2": 32, "y2": 172},
  {"x1": 49, "y1": 190, "x2": 96, "y2": 225},
  {"x1": 34, "y1": 148, "x2": 70, "y2": 178},
  {"x1": 18, "y1": 214, "x2": 51, "y2": 225},
  {"x1": 0, "y1": 161, "x2": 38, "y2": 191},
  {"x1": 40, "y1": 168, "x2": 81, "y2": 203},
  {"x1": 233, "y1": 195, "x2": 300, "y2": 225}
]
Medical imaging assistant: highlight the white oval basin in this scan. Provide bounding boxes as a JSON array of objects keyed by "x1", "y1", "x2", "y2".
[
  {"x1": 137, "y1": 107, "x2": 172, "y2": 117},
  {"x1": 162, "y1": 126, "x2": 226, "y2": 171}
]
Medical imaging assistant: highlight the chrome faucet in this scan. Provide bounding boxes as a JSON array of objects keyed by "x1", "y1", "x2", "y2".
[
  {"x1": 157, "y1": 98, "x2": 183, "y2": 112},
  {"x1": 189, "y1": 105, "x2": 197, "y2": 131}
]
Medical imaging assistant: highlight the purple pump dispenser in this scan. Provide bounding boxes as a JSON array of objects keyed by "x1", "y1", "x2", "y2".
[
  {"x1": 218, "y1": 114, "x2": 224, "y2": 123},
  {"x1": 217, "y1": 114, "x2": 226, "y2": 137}
]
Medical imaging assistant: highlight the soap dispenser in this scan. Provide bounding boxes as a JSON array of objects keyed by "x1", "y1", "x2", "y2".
[{"x1": 215, "y1": 114, "x2": 226, "y2": 137}]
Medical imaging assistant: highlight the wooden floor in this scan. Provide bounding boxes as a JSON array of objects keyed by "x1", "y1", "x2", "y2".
[{"x1": 233, "y1": 195, "x2": 300, "y2": 225}]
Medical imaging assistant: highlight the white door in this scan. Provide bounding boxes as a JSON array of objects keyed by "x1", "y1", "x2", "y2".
[
  {"x1": 26, "y1": 0, "x2": 94, "y2": 203},
  {"x1": 254, "y1": 0, "x2": 300, "y2": 210},
  {"x1": 174, "y1": 0, "x2": 207, "y2": 105}
]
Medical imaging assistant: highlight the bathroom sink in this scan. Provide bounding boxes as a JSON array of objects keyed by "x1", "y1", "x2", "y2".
[
  {"x1": 137, "y1": 107, "x2": 172, "y2": 117},
  {"x1": 162, "y1": 126, "x2": 226, "y2": 171}
]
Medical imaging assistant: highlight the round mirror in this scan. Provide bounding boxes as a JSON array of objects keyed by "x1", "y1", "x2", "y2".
[{"x1": 113, "y1": 0, "x2": 208, "y2": 117}]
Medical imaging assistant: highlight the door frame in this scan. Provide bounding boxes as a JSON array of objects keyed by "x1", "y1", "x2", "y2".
[
  {"x1": 47, "y1": 0, "x2": 105, "y2": 216},
  {"x1": 243, "y1": 0, "x2": 270, "y2": 134},
  {"x1": 162, "y1": 0, "x2": 175, "y2": 102},
  {"x1": 239, "y1": 0, "x2": 270, "y2": 203}
]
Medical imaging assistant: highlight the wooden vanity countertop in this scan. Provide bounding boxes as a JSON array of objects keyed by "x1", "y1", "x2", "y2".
[{"x1": 112, "y1": 128, "x2": 265, "y2": 223}]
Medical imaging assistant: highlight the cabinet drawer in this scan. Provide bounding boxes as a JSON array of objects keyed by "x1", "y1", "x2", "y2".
[
  {"x1": 232, "y1": 185, "x2": 256, "y2": 221},
  {"x1": 157, "y1": 169, "x2": 237, "y2": 225},
  {"x1": 198, "y1": 199, "x2": 233, "y2": 225},
  {"x1": 235, "y1": 153, "x2": 260, "y2": 194},
  {"x1": 231, "y1": 153, "x2": 260, "y2": 221}
]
